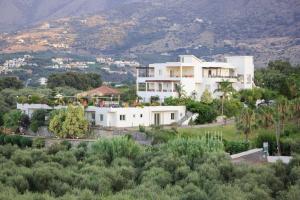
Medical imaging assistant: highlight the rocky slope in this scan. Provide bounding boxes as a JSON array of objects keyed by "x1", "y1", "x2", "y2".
[{"x1": 0, "y1": 0, "x2": 299, "y2": 66}]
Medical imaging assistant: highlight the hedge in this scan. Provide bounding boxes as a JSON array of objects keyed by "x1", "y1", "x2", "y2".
[
  {"x1": 224, "y1": 140, "x2": 250, "y2": 155},
  {"x1": 0, "y1": 134, "x2": 32, "y2": 148}
]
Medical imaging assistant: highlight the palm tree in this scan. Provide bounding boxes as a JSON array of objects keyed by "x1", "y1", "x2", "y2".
[
  {"x1": 273, "y1": 97, "x2": 291, "y2": 155},
  {"x1": 236, "y1": 108, "x2": 257, "y2": 141},
  {"x1": 256, "y1": 106, "x2": 274, "y2": 129},
  {"x1": 175, "y1": 83, "x2": 186, "y2": 99},
  {"x1": 214, "y1": 80, "x2": 235, "y2": 116},
  {"x1": 291, "y1": 98, "x2": 300, "y2": 128}
]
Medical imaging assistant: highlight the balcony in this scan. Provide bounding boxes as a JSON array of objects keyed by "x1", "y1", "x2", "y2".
[{"x1": 204, "y1": 75, "x2": 238, "y2": 79}]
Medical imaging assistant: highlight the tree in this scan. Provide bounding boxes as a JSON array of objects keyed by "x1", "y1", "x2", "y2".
[
  {"x1": 20, "y1": 114, "x2": 30, "y2": 130},
  {"x1": 291, "y1": 98, "x2": 300, "y2": 128},
  {"x1": 3, "y1": 110, "x2": 23, "y2": 132},
  {"x1": 49, "y1": 109, "x2": 67, "y2": 138},
  {"x1": 187, "y1": 101, "x2": 218, "y2": 124},
  {"x1": 0, "y1": 77, "x2": 23, "y2": 91},
  {"x1": 47, "y1": 72, "x2": 102, "y2": 90},
  {"x1": 222, "y1": 99, "x2": 243, "y2": 118},
  {"x1": 201, "y1": 89, "x2": 213, "y2": 104},
  {"x1": 239, "y1": 88, "x2": 263, "y2": 109},
  {"x1": 62, "y1": 106, "x2": 89, "y2": 138},
  {"x1": 273, "y1": 97, "x2": 291, "y2": 155},
  {"x1": 236, "y1": 108, "x2": 256, "y2": 141},
  {"x1": 30, "y1": 109, "x2": 48, "y2": 132},
  {"x1": 175, "y1": 83, "x2": 186, "y2": 99},
  {"x1": 256, "y1": 106, "x2": 274, "y2": 129},
  {"x1": 49, "y1": 105, "x2": 89, "y2": 138},
  {"x1": 214, "y1": 80, "x2": 235, "y2": 116}
]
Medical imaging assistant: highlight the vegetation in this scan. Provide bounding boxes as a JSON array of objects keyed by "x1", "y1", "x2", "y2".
[
  {"x1": 0, "y1": 77, "x2": 23, "y2": 91},
  {"x1": 236, "y1": 108, "x2": 257, "y2": 141},
  {"x1": 214, "y1": 80, "x2": 235, "y2": 116},
  {"x1": 49, "y1": 105, "x2": 89, "y2": 138},
  {"x1": 47, "y1": 72, "x2": 102, "y2": 90},
  {"x1": 30, "y1": 109, "x2": 48, "y2": 132},
  {"x1": 0, "y1": 136, "x2": 299, "y2": 199},
  {"x1": 255, "y1": 60, "x2": 300, "y2": 99}
]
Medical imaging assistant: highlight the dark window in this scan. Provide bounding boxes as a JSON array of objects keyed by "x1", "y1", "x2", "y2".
[
  {"x1": 171, "y1": 113, "x2": 175, "y2": 120},
  {"x1": 140, "y1": 114, "x2": 143, "y2": 118},
  {"x1": 120, "y1": 115, "x2": 126, "y2": 121},
  {"x1": 100, "y1": 114, "x2": 104, "y2": 121}
]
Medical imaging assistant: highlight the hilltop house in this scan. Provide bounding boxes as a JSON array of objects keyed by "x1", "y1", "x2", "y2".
[{"x1": 136, "y1": 55, "x2": 254, "y2": 102}]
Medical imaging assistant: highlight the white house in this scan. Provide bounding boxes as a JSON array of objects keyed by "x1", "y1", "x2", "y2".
[
  {"x1": 85, "y1": 106, "x2": 186, "y2": 127},
  {"x1": 17, "y1": 104, "x2": 187, "y2": 128},
  {"x1": 136, "y1": 55, "x2": 254, "y2": 102}
]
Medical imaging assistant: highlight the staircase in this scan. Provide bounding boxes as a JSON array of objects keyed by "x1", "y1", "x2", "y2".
[{"x1": 178, "y1": 111, "x2": 197, "y2": 126}]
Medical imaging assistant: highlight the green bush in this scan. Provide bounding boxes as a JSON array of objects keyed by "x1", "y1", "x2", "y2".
[
  {"x1": 187, "y1": 101, "x2": 217, "y2": 124},
  {"x1": 280, "y1": 138, "x2": 300, "y2": 156},
  {"x1": 139, "y1": 125, "x2": 146, "y2": 133},
  {"x1": 32, "y1": 138, "x2": 46, "y2": 148},
  {"x1": 30, "y1": 121, "x2": 39, "y2": 133},
  {"x1": 0, "y1": 134, "x2": 32, "y2": 148},
  {"x1": 255, "y1": 131, "x2": 277, "y2": 155},
  {"x1": 60, "y1": 140, "x2": 72, "y2": 150},
  {"x1": 224, "y1": 140, "x2": 250, "y2": 155}
]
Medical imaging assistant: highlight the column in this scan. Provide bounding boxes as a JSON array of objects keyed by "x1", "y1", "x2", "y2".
[
  {"x1": 146, "y1": 82, "x2": 148, "y2": 92},
  {"x1": 180, "y1": 65, "x2": 183, "y2": 79},
  {"x1": 161, "y1": 82, "x2": 164, "y2": 92},
  {"x1": 171, "y1": 82, "x2": 174, "y2": 92}
]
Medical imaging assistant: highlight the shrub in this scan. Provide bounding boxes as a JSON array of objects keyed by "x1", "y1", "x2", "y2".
[
  {"x1": 60, "y1": 140, "x2": 72, "y2": 150},
  {"x1": 32, "y1": 138, "x2": 46, "y2": 148},
  {"x1": 255, "y1": 131, "x2": 277, "y2": 155},
  {"x1": 0, "y1": 134, "x2": 32, "y2": 148},
  {"x1": 187, "y1": 101, "x2": 217, "y2": 124},
  {"x1": 78, "y1": 142, "x2": 88, "y2": 150},
  {"x1": 224, "y1": 140, "x2": 250, "y2": 154},
  {"x1": 30, "y1": 121, "x2": 39, "y2": 133},
  {"x1": 280, "y1": 138, "x2": 300, "y2": 156},
  {"x1": 91, "y1": 137, "x2": 142, "y2": 164},
  {"x1": 11, "y1": 150, "x2": 33, "y2": 167},
  {"x1": 19, "y1": 136, "x2": 32, "y2": 148},
  {"x1": 139, "y1": 125, "x2": 146, "y2": 133}
]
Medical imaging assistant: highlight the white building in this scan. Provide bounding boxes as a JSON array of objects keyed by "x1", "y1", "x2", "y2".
[
  {"x1": 38, "y1": 77, "x2": 48, "y2": 86},
  {"x1": 136, "y1": 55, "x2": 254, "y2": 102},
  {"x1": 17, "y1": 104, "x2": 187, "y2": 128}
]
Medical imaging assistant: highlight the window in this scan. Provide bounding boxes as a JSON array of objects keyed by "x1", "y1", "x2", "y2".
[
  {"x1": 120, "y1": 115, "x2": 126, "y2": 121},
  {"x1": 159, "y1": 70, "x2": 162, "y2": 75},
  {"x1": 133, "y1": 114, "x2": 136, "y2": 118},
  {"x1": 171, "y1": 113, "x2": 175, "y2": 120},
  {"x1": 140, "y1": 114, "x2": 143, "y2": 118},
  {"x1": 100, "y1": 114, "x2": 104, "y2": 121}
]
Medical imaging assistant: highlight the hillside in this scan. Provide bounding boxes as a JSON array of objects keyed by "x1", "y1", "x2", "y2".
[{"x1": 0, "y1": 0, "x2": 299, "y2": 66}]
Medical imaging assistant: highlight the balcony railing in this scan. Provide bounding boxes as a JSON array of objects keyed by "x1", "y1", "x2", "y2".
[
  {"x1": 204, "y1": 75, "x2": 238, "y2": 79},
  {"x1": 138, "y1": 89, "x2": 176, "y2": 92},
  {"x1": 169, "y1": 75, "x2": 194, "y2": 78},
  {"x1": 138, "y1": 74, "x2": 154, "y2": 78}
]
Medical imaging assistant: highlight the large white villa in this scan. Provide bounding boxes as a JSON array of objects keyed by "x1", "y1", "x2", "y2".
[
  {"x1": 136, "y1": 55, "x2": 254, "y2": 102},
  {"x1": 17, "y1": 54, "x2": 255, "y2": 128}
]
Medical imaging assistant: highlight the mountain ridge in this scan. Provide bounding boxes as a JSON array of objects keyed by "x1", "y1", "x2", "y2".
[{"x1": 0, "y1": 0, "x2": 299, "y2": 66}]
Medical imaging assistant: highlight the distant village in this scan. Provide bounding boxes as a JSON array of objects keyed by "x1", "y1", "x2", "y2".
[{"x1": 0, "y1": 54, "x2": 140, "y2": 86}]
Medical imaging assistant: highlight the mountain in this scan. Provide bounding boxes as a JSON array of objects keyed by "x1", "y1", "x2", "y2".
[{"x1": 0, "y1": 0, "x2": 299, "y2": 66}]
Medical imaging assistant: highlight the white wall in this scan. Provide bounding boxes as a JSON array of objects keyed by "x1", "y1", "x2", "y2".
[
  {"x1": 226, "y1": 56, "x2": 254, "y2": 89},
  {"x1": 92, "y1": 106, "x2": 186, "y2": 128}
]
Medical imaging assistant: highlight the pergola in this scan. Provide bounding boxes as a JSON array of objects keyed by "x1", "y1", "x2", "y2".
[{"x1": 76, "y1": 86, "x2": 121, "y2": 107}]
